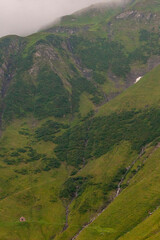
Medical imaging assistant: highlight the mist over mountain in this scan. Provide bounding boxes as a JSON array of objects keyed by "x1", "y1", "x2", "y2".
[{"x1": 0, "y1": 0, "x2": 127, "y2": 37}]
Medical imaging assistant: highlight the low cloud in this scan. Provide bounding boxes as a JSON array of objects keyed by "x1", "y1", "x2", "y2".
[{"x1": 0, "y1": 0, "x2": 127, "y2": 38}]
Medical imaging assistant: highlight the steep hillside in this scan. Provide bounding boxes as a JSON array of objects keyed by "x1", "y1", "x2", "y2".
[
  {"x1": 1, "y1": 0, "x2": 160, "y2": 127},
  {"x1": 98, "y1": 64, "x2": 160, "y2": 115},
  {"x1": 0, "y1": 0, "x2": 160, "y2": 239}
]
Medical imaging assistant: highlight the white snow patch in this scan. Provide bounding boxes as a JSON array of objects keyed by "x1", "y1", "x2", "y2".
[{"x1": 135, "y1": 76, "x2": 142, "y2": 84}]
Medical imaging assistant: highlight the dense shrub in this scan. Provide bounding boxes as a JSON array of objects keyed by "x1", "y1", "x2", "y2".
[
  {"x1": 55, "y1": 108, "x2": 160, "y2": 166},
  {"x1": 3, "y1": 158, "x2": 17, "y2": 165},
  {"x1": 69, "y1": 30, "x2": 160, "y2": 80},
  {"x1": 3, "y1": 77, "x2": 35, "y2": 121},
  {"x1": 69, "y1": 36, "x2": 130, "y2": 77},
  {"x1": 42, "y1": 157, "x2": 60, "y2": 171},
  {"x1": 35, "y1": 66, "x2": 71, "y2": 118},
  {"x1": 129, "y1": 29, "x2": 160, "y2": 63},
  {"x1": 15, "y1": 168, "x2": 28, "y2": 175},
  {"x1": 35, "y1": 120, "x2": 68, "y2": 142},
  {"x1": 26, "y1": 148, "x2": 42, "y2": 162},
  {"x1": 55, "y1": 120, "x2": 92, "y2": 166},
  {"x1": 93, "y1": 72, "x2": 106, "y2": 84},
  {"x1": 60, "y1": 176, "x2": 88, "y2": 201}
]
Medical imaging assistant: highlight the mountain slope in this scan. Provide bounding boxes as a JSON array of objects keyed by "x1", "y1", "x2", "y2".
[
  {"x1": 0, "y1": 0, "x2": 160, "y2": 239},
  {"x1": 75, "y1": 145, "x2": 160, "y2": 240},
  {"x1": 98, "y1": 63, "x2": 160, "y2": 116},
  {"x1": 52, "y1": 64, "x2": 160, "y2": 240},
  {"x1": 1, "y1": 0, "x2": 160, "y2": 126}
]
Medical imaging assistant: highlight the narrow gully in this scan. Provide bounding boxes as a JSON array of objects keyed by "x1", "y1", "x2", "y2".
[{"x1": 70, "y1": 146, "x2": 148, "y2": 240}]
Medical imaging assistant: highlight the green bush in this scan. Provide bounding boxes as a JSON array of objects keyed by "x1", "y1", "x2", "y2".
[
  {"x1": 15, "y1": 168, "x2": 28, "y2": 175},
  {"x1": 69, "y1": 36, "x2": 130, "y2": 78},
  {"x1": 55, "y1": 108, "x2": 160, "y2": 166},
  {"x1": 35, "y1": 120, "x2": 68, "y2": 142},
  {"x1": 26, "y1": 148, "x2": 42, "y2": 162},
  {"x1": 10, "y1": 151, "x2": 20, "y2": 157},
  {"x1": 42, "y1": 157, "x2": 60, "y2": 171},
  {"x1": 17, "y1": 148, "x2": 27, "y2": 153},
  {"x1": 3, "y1": 158, "x2": 17, "y2": 165},
  {"x1": 35, "y1": 66, "x2": 71, "y2": 118},
  {"x1": 60, "y1": 177, "x2": 88, "y2": 201}
]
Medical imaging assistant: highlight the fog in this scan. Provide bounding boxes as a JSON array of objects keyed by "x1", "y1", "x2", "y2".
[{"x1": 0, "y1": 0, "x2": 127, "y2": 38}]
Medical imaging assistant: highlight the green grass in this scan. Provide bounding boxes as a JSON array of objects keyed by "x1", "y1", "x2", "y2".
[
  {"x1": 54, "y1": 141, "x2": 137, "y2": 240},
  {"x1": 79, "y1": 93, "x2": 95, "y2": 117},
  {"x1": 0, "y1": 118, "x2": 71, "y2": 239},
  {"x1": 76, "y1": 147, "x2": 160, "y2": 240},
  {"x1": 1, "y1": 60, "x2": 158, "y2": 240},
  {"x1": 0, "y1": 150, "x2": 70, "y2": 239},
  {"x1": 56, "y1": 5, "x2": 122, "y2": 28},
  {"x1": 23, "y1": 32, "x2": 51, "y2": 57},
  {"x1": 98, "y1": 64, "x2": 160, "y2": 116},
  {"x1": 0, "y1": 0, "x2": 160, "y2": 239},
  {"x1": 119, "y1": 206, "x2": 160, "y2": 239}
]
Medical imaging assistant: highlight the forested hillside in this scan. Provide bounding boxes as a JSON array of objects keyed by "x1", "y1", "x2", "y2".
[{"x1": 0, "y1": 0, "x2": 160, "y2": 239}]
